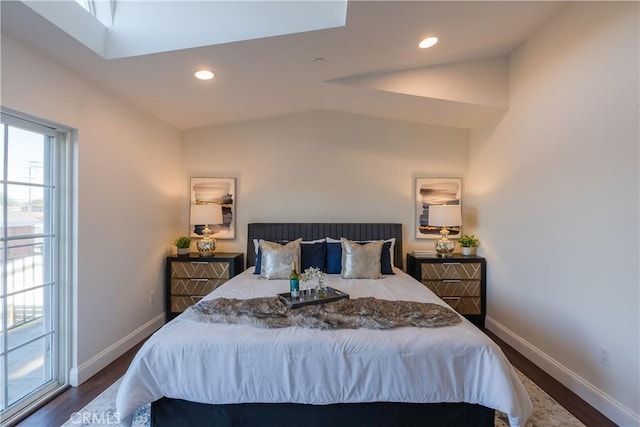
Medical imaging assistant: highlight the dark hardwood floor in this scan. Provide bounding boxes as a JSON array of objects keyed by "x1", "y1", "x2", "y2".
[
  {"x1": 13, "y1": 340, "x2": 146, "y2": 427},
  {"x1": 12, "y1": 331, "x2": 617, "y2": 427},
  {"x1": 483, "y1": 330, "x2": 617, "y2": 427}
]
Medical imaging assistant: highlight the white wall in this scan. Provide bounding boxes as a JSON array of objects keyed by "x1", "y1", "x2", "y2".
[
  {"x1": 4, "y1": 6, "x2": 638, "y2": 425},
  {"x1": 181, "y1": 110, "x2": 469, "y2": 260},
  {"x1": 1, "y1": 36, "x2": 183, "y2": 384},
  {"x1": 468, "y1": 3, "x2": 639, "y2": 425}
]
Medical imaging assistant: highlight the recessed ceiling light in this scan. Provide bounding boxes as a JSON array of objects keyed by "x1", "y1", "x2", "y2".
[
  {"x1": 194, "y1": 70, "x2": 214, "y2": 80},
  {"x1": 419, "y1": 37, "x2": 438, "y2": 49}
]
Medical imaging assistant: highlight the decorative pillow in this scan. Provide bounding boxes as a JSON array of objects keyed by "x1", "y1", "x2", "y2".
[
  {"x1": 259, "y1": 238, "x2": 301, "y2": 280},
  {"x1": 301, "y1": 241, "x2": 326, "y2": 271},
  {"x1": 326, "y1": 237, "x2": 395, "y2": 275},
  {"x1": 340, "y1": 238, "x2": 383, "y2": 279},
  {"x1": 253, "y1": 239, "x2": 287, "y2": 274},
  {"x1": 379, "y1": 240, "x2": 395, "y2": 275},
  {"x1": 254, "y1": 238, "x2": 325, "y2": 273},
  {"x1": 326, "y1": 241, "x2": 342, "y2": 274}
]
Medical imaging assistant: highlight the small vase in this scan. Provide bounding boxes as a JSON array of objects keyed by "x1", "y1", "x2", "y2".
[
  {"x1": 316, "y1": 278, "x2": 328, "y2": 298},
  {"x1": 461, "y1": 247, "x2": 475, "y2": 256},
  {"x1": 177, "y1": 247, "x2": 190, "y2": 256}
]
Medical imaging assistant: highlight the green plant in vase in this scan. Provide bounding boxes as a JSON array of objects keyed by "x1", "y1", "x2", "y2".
[
  {"x1": 458, "y1": 234, "x2": 479, "y2": 256},
  {"x1": 174, "y1": 236, "x2": 192, "y2": 256}
]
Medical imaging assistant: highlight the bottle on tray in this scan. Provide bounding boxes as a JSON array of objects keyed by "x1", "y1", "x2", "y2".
[{"x1": 289, "y1": 261, "x2": 299, "y2": 299}]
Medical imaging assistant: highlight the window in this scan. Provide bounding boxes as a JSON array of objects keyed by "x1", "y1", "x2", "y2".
[
  {"x1": 0, "y1": 110, "x2": 72, "y2": 425},
  {"x1": 74, "y1": 0, "x2": 91, "y2": 12},
  {"x1": 74, "y1": 0, "x2": 114, "y2": 28}
]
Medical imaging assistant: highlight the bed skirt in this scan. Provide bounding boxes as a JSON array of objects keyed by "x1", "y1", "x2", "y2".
[{"x1": 150, "y1": 398, "x2": 495, "y2": 427}]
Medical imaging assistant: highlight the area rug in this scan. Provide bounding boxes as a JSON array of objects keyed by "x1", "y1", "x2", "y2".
[{"x1": 61, "y1": 369, "x2": 584, "y2": 427}]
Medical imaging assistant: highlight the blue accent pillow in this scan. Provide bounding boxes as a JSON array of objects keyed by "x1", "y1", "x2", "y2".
[
  {"x1": 379, "y1": 240, "x2": 394, "y2": 275},
  {"x1": 254, "y1": 247, "x2": 263, "y2": 274},
  {"x1": 301, "y1": 242, "x2": 326, "y2": 271},
  {"x1": 326, "y1": 242, "x2": 342, "y2": 274},
  {"x1": 325, "y1": 239, "x2": 395, "y2": 275}
]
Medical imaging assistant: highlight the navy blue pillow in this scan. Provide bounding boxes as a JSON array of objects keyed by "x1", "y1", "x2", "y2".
[
  {"x1": 301, "y1": 242, "x2": 326, "y2": 271},
  {"x1": 326, "y1": 242, "x2": 342, "y2": 274},
  {"x1": 253, "y1": 246, "x2": 263, "y2": 274},
  {"x1": 325, "y1": 240, "x2": 395, "y2": 275},
  {"x1": 254, "y1": 240, "x2": 326, "y2": 274},
  {"x1": 379, "y1": 241, "x2": 394, "y2": 275}
]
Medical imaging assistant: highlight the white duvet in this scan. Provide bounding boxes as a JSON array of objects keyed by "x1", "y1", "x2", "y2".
[{"x1": 117, "y1": 268, "x2": 532, "y2": 426}]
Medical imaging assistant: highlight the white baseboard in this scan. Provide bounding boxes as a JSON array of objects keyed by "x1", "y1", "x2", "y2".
[
  {"x1": 69, "y1": 313, "x2": 165, "y2": 387},
  {"x1": 486, "y1": 316, "x2": 640, "y2": 427}
]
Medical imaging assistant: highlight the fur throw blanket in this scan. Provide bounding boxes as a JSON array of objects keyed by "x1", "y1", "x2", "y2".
[{"x1": 184, "y1": 296, "x2": 461, "y2": 330}]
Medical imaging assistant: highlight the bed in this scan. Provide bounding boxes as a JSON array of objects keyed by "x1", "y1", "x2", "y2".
[{"x1": 116, "y1": 223, "x2": 531, "y2": 427}]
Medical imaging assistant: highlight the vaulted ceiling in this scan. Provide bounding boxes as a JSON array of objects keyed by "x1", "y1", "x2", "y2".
[{"x1": 1, "y1": 1, "x2": 566, "y2": 130}]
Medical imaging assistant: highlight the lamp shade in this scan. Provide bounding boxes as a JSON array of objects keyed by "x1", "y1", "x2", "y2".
[
  {"x1": 190, "y1": 204, "x2": 223, "y2": 225},
  {"x1": 427, "y1": 204, "x2": 462, "y2": 227}
]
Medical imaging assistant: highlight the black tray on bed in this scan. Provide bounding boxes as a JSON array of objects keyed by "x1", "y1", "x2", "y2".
[{"x1": 278, "y1": 287, "x2": 349, "y2": 308}]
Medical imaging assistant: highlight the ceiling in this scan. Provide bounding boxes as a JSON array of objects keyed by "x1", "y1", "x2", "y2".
[{"x1": 1, "y1": 1, "x2": 566, "y2": 130}]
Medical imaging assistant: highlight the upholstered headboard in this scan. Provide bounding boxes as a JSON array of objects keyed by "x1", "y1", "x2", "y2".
[{"x1": 247, "y1": 223, "x2": 403, "y2": 269}]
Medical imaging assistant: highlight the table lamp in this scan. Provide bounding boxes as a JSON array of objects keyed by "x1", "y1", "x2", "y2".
[
  {"x1": 428, "y1": 204, "x2": 462, "y2": 257},
  {"x1": 190, "y1": 204, "x2": 223, "y2": 257}
]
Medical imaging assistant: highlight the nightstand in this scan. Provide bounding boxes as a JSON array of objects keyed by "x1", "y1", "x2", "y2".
[
  {"x1": 406, "y1": 254, "x2": 486, "y2": 328},
  {"x1": 165, "y1": 253, "x2": 244, "y2": 320}
]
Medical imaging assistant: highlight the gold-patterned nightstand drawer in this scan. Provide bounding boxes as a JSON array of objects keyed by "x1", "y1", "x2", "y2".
[
  {"x1": 441, "y1": 296, "x2": 481, "y2": 315},
  {"x1": 166, "y1": 254, "x2": 244, "y2": 320},
  {"x1": 420, "y1": 262, "x2": 482, "y2": 280},
  {"x1": 170, "y1": 261, "x2": 230, "y2": 279},
  {"x1": 171, "y1": 295, "x2": 205, "y2": 313},
  {"x1": 422, "y1": 279, "x2": 481, "y2": 297},
  {"x1": 407, "y1": 254, "x2": 485, "y2": 328},
  {"x1": 170, "y1": 278, "x2": 227, "y2": 296}
]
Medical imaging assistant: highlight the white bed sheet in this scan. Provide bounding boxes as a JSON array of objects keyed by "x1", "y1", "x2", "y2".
[{"x1": 116, "y1": 268, "x2": 532, "y2": 426}]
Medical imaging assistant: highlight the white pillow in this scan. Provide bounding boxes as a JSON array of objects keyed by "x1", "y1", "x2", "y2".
[
  {"x1": 259, "y1": 238, "x2": 302, "y2": 280},
  {"x1": 302, "y1": 238, "x2": 327, "y2": 245},
  {"x1": 253, "y1": 237, "x2": 325, "y2": 254},
  {"x1": 340, "y1": 238, "x2": 383, "y2": 279}
]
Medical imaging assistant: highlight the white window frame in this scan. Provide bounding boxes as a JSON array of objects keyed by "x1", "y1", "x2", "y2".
[{"x1": 0, "y1": 108, "x2": 75, "y2": 425}]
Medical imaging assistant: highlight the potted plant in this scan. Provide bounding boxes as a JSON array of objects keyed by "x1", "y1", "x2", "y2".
[
  {"x1": 174, "y1": 236, "x2": 192, "y2": 256},
  {"x1": 458, "y1": 234, "x2": 479, "y2": 256}
]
